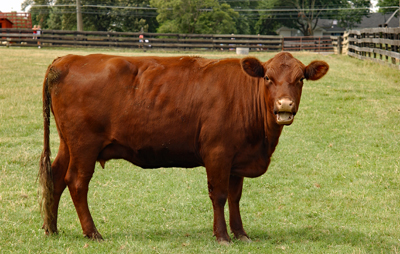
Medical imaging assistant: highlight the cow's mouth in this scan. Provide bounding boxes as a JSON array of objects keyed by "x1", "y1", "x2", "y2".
[{"x1": 276, "y1": 111, "x2": 295, "y2": 125}]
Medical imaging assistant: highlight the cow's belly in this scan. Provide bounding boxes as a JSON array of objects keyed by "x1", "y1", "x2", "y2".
[{"x1": 97, "y1": 141, "x2": 202, "y2": 169}]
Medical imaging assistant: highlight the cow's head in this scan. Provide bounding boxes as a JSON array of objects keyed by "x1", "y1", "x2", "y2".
[{"x1": 241, "y1": 52, "x2": 329, "y2": 125}]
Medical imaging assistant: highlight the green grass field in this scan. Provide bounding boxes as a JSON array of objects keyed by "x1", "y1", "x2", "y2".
[{"x1": 0, "y1": 47, "x2": 399, "y2": 253}]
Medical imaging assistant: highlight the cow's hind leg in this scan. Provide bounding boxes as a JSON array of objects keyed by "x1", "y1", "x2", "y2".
[
  {"x1": 66, "y1": 148, "x2": 102, "y2": 239},
  {"x1": 228, "y1": 175, "x2": 251, "y2": 242},
  {"x1": 42, "y1": 139, "x2": 70, "y2": 234}
]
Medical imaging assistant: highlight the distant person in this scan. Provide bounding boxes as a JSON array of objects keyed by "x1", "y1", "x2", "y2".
[
  {"x1": 37, "y1": 25, "x2": 42, "y2": 48},
  {"x1": 139, "y1": 34, "x2": 144, "y2": 48},
  {"x1": 32, "y1": 25, "x2": 38, "y2": 39}
]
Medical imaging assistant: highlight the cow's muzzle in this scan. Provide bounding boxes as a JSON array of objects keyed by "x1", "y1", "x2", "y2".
[{"x1": 274, "y1": 98, "x2": 296, "y2": 125}]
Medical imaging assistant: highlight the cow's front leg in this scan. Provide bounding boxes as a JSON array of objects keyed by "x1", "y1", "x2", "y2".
[
  {"x1": 205, "y1": 161, "x2": 231, "y2": 245},
  {"x1": 207, "y1": 180, "x2": 230, "y2": 245},
  {"x1": 228, "y1": 175, "x2": 251, "y2": 242}
]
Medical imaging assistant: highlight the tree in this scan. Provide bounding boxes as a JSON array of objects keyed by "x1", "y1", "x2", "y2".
[
  {"x1": 195, "y1": 3, "x2": 239, "y2": 34},
  {"x1": 22, "y1": 0, "x2": 158, "y2": 32},
  {"x1": 254, "y1": 0, "x2": 295, "y2": 35},
  {"x1": 46, "y1": 0, "x2": 77, "y2": 30},
  {"x1": 256, "y1": 0, "x2": 371, "y2": 36},
  {"x1": 23, "y1": 0, "x2": 52, "y2": 28},
  {"x1": 219, "y1": 0, "x2": 259, "y2": 35},
  {"x1": 150, "y1": 0, "x2": 238, "y2": 34},
  {"x1": 111, "y1": 0, "x2": 158, "y2": 32},
  {"x1": 377, "y1": 0, "x2": 400, "y2": 15}
]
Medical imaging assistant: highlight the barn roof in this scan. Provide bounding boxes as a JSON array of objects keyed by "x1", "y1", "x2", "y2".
[{"x1": 0, "y1": 18, "x2": 13, "y2": 24}]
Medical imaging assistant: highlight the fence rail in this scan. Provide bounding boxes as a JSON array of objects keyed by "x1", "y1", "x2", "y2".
[
  {"x1": 0, "y1": 28, "x2": 283, "y2": 52},
  {"x1": 282, "y1": 36, "x2": 333, "y2": 52},
  {"x1": 332, "y1": 27, "x2": 400, "y2": 70},
  {"x1": 0, "y1": 28, "x2": 334, "y2": 53}
]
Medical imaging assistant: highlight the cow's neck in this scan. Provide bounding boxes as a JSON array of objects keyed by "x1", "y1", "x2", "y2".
[
  {"x1": 258, "y1": 81, "x2": 283, "y2": 157},
  {"x1": 265, "y1": 114, "x2": 283, "y2": 157}
]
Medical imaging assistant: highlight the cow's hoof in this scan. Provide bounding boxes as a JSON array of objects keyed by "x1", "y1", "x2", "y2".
[
  {"x1": 238, "y1": 235, "x2": 252, "y2": 243},
  {"x1": 218, "y1": 240, "x2": 232, "y2": 246},
  {"x1": 42, "y1": 224, "x2": 58, "y2": 236},
  {"x1": 85, "y1": 231, "x2": 103, "y2": 241},
  {"x1": 44, "y1": 230, "x2": 58, "y2": 236}
]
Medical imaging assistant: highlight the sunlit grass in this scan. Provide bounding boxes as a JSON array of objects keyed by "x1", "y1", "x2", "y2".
[{"x1": 0, "y1": 47, "x2": 399, "y2": 253}]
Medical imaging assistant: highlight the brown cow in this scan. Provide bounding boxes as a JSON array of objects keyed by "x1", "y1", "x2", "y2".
[{"x1": 39, "y1": 52, "x2": 328, "y2": 245}]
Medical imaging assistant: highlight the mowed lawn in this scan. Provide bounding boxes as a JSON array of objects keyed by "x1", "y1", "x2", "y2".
[{"x1": 0, "y1": 47, "x2": 399, "y2": 253}]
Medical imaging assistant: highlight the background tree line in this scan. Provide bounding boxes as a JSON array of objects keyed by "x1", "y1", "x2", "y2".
[{"x1": 23, "y1": 0, "x2": 374, "y2": 36}]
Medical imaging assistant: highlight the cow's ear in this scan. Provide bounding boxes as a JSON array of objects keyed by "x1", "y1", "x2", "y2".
[
  {"x1": 241, "y1": 57, "x2": 265, "y2": 78},
  {"x1": 305, "y1": 61, "x2": 329, "y2": 81}
]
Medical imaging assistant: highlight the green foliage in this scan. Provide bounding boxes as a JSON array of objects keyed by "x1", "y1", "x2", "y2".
[
  {"x1": 255, "y1": 0, "x2": 291, "y2": 35},
  {"x1": 196, "y1": 3, "x2": 239, "y2": 34},
  {"x1": 336, "y1": 0, "x2": 371, "y2": 29},
  {"x1": 21, "y1": 0, "x2": 374, "y2": 35},
  {"x1": 111, "y1": 1, "x2": 159, "y2": 33},
  {"x1": 46, "y1": 0, "x2": 76, "y2": 30},
  {"x1": 23, "y1": 0, "x2": 52, "y2": 28},
  {"x1": 23, "y1": 0, "x2": 158, "y2": 32},
  {"x1": 150, "y1": 0, "x2": 238, "y2": 34},
  {"x1": 1, "y1": 47, "x2": 400, "y2": 253},
  {"x1": 219, "y1": 0, "x2": 258, "y2": 35},
  {"x1": 378, "y1": 0, "x2": 400, "y2": 14}
]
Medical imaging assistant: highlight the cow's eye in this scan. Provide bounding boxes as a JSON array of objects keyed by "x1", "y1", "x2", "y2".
[{"x1": 265, "y1": 76, "x2": 269, "y2": 81}]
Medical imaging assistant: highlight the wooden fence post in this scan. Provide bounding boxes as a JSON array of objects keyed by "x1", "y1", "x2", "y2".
[
  {"x1": 318, "y1": 37, "x2": 321, "y2": 52},
  {"x1": 391, "y1": 32, "x2": 396, "y2": 65}
]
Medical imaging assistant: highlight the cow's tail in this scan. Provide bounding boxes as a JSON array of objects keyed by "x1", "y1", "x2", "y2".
[{"x1": 39, "y1": 65, "x2": 56, "y2": 234}]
